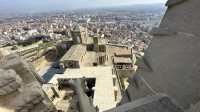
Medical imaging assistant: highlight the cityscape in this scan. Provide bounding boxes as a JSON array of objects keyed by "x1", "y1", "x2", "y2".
[{"x1": 0, "y1": 0, "x2": 200, "y2": 112}]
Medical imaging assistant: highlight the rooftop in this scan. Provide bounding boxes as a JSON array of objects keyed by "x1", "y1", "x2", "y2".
[
  {"x1": 49, "y1": 66, "x2": 117, "y2": 111},
  {"x1": 60, "y1": 44, "x2": 86, "y2": 62},
  {"x1": 113, "y1": 57, "x2": 132, "y2": 64}
]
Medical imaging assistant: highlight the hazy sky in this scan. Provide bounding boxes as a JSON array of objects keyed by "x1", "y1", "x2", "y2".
[{"x1": 0, "y1": 0, "x2": 168, "y2": 13}]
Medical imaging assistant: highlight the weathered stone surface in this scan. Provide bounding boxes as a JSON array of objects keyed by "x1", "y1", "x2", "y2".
[
  {"x1": 166, "y1": 0, "x2": 187, "y2": 7},
  {"x1": 161, "y1": 0, "x2": 200, "y2": 36},
  {"x1": 186, "y1": 101, "x2": 200, "y2": 112},
  {"x1": 151, "y1": 27, "x2": 177, "y2": 36},
  {"x1": 106, "y1": 94, "x2": 184, "y2": 112},
  {"x1": 0, "y1": 54, "x2": 55, "y2": 112},
  {"x1": 120, "y1": 74, "x2": 155, "y2": 104},
  {"x1": 130, "y1": 0, "x2": 200, "y2": 110},
  {"x1": 137, "y1": 33, "x2": 200, "y2": 109},
  {"x1": 11, "y1": 82, "x2": 44, "y2": 111},
  {"x1": 0, "y1": 54, "x2": 44, "y2": 84},
  {"x1": 0, "y1": 69, "x2": 22, "y2": 96}
]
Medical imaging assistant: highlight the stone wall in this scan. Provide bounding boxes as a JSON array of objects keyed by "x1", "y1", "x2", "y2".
[
  {"x1": 137, "y1": 33, "x2": 200, "y2": 109},
  {"x1": 160, "y1": 0, "x2": 200, "y2": 36},
  {"x1": 0, "y1": 54, "x2": 55, "y2": 112},
  {"x1": 130, "y1": 0, "x2": 200, "y2": 110}
]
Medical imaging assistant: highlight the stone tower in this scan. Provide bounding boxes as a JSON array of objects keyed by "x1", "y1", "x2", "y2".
[
  {"x1": 160, "y1": 0, "x2": 200, "y2": 36},
  {"x1": 131, "y1": 0, "x2": 200, "y2": 110}
]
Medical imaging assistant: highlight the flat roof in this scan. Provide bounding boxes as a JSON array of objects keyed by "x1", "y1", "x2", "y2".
[
  {"x1": 115, "y1": 51, "x2": 132, "y2": 56},
  {"x1": 60, "y1": 44, "x2": 86, "y2": 62},
  {"x1": 82, "y1": 52, "x2": 97, "y2": 66},
  {"x1": 113, "y1": 57, "x2": 132, "y2": 64},
  {"x1": 49, "y1": 66, "x2": 117, "y2": 111},
  {"x1": 86, "y1": 37, "x2": 94, "y2": 44},
  {"x1": 107, "y1": 45, "x2": 132, "y2": 55}
]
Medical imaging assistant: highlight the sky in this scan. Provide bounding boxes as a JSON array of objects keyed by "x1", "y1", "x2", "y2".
[{"x1": 0, "y1": 0, "x2": 168, "y2": 13}]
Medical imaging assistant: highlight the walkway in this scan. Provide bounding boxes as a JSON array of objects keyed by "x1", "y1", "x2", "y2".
[{"x1": 49, "y1": 66, "x2": 117, "y2": 111}]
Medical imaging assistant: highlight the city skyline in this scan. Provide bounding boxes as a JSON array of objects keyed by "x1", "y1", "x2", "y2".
[{"x1": 0, "y1": 0, "x2": 167, "y2": 13}]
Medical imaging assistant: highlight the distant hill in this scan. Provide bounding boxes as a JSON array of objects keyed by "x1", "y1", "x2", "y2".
[
  {"x1": 104, "y1": 3, "x2": 167, "y2": 13},
  {"x1": 0, "y1": 3, "x2": 166, "y2": 19}
]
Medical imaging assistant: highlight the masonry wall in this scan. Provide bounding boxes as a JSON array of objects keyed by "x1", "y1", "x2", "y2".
[
  {"x1": 137, "y1": 33, "x2": 200, "y2": 109},
  {"x1": 160, "y1": 0, "x2": 200, "y2": 36}
]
